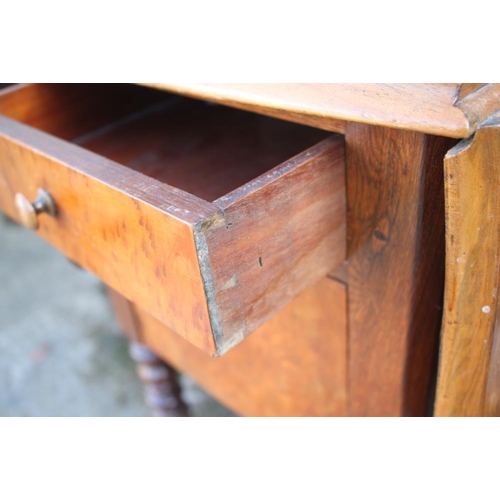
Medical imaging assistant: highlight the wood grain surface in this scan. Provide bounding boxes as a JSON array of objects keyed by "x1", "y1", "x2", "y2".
[
  {"x1": 203, "y1": 136, "x2": 346, "y2": 353},
  {"x1": 0, "y1": 84, "x2": 346, "y2": 355},
  {"x1": 345, "y1": 123, "x2": 457, "y2": 416},
  {"x1": 111, "y1": 277, "x2": 348, "y2": 417},
  {"x1": 457, "y1": 83, "x2": 485, "y2": 100},
  {"x1": 0, "y1": 115, "x2": 218, "y2": 353},
  {"x1": 435, "y1": 115, "x2": 500, "y2": 416},
  {"x1": 141, "y1": 83, "x2": 499, "y2": 139},
  {"x1": 455, "y1": 84, "x2": 500, "y2": 133},
  {"x1": 77, "y1": 102, "x2": 346, "y2": 354}
]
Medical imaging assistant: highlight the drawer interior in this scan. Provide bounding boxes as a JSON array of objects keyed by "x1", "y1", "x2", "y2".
[
  {"x1": 0, "y1": 83, "x2": 346, "y2": 356},
  {"x1": 0, "y1": 84, "x2": 331, "y2": 201}
]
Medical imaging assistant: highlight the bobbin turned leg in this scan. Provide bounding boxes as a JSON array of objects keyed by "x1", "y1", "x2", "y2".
[{"x1": 128, "y1": 341, "x2": 189, "y2": 417}]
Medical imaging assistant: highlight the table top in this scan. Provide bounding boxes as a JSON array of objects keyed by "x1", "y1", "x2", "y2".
[{"x1": 141, "y1": 83, "x2": 500, "y2": 139}]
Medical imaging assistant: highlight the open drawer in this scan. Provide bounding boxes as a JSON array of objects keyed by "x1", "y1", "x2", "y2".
[{"x1": 0, "y1": 84, "x2": 346, "y2": 355}]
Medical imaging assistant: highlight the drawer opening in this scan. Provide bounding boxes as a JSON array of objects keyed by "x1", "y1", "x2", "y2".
[
  {"x1": 0, "y1": 83, "x2": 346, "y2": 356},
  {"x1": 0, "y1": 83, "x2": 331, "y2": 202}
]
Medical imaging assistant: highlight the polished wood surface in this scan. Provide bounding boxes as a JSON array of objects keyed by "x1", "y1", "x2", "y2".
[
  {"x1": 111, "y1": 277, "x2": 347, "y2": 417},
  {"x1": 0, "y1": 84, "x2": 346, "y2": 355},
  {"x1": 142, "y1": 83, "x2": 500, "y2": 139},
  {"x1": 435, "y1": 115, "x2": 500, "y2": 416},
  {"x1": 345, "y1": 123, "x2": 457, "y2": 416}
]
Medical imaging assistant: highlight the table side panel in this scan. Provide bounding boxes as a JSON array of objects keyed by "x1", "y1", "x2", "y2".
[{"x1": 122, "y1": 277, "x2": 348, "y2": 417}]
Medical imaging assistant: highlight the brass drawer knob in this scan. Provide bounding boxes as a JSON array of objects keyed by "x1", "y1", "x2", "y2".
[{"x1": 14, "y1": 189, "x2": 56, "y2": 230}]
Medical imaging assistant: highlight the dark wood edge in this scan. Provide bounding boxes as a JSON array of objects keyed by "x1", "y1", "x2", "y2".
[
  {"x1": 194, "y1": 213, "x2": 227, "y2": 355},
  {"x1": 0, "y1": 115, "x2": 217, "y2": 224},
  {"x1": 213, "y1": 135, "x2": 343, "y2": 210}
]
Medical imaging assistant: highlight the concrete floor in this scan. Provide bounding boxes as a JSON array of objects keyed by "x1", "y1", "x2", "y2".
[{"x1": 0, "y1": 214, "x2": 234, "y2": 417}]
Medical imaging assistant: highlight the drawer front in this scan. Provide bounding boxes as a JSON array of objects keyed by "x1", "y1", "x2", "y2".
[
  {"x1": 0, "y1": 88, "x2": 346, "y2": 356},
  {"x1": 0, "y1": 117, "x2": 218, "y2": 353}
]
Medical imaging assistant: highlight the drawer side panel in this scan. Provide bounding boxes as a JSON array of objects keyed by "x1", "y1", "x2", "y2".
[{"x1": 203, "y1": 135, "x2": 346, "y2": 353}]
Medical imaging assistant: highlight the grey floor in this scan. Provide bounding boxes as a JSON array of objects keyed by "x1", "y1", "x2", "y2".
[{"x1": 0, "y1": 214, "x2": 234, "y2": 417}]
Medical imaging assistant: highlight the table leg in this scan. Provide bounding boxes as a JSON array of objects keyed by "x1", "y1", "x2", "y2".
[
  {"x1": 128, "y1": 341, "x2": 189, "y2": 417},
  {"x1": 345, "y1": 123, "x2": 457, "y2": 416}
]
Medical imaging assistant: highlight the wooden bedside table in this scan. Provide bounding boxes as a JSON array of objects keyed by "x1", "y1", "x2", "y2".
[{"x1": 1, "y1": 83, "x2": 499, "y2": 416}]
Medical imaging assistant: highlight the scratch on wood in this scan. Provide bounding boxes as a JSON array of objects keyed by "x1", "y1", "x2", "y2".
[
  {"x1": 219, "y1": 273, "x2": 239, "y2": 292},
  {"x1": 196, "y1": 211, "x2": 227, "y2": 232}
]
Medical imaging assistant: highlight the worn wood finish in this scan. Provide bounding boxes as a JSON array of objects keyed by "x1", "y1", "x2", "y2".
[
  {"x1": 435, "y1": 116, "x2": 500, "y2": 417},
  {"x1": 111, "y1": 277, "x2": 347, "y2": 417},
  {"x1": 455, "y1": 84, "x2": 500, "y2": 133},
  {"x1": 457, "y1": 83, "x2": 485, "y2": 100},
  {"x1": 128, "y1": 341, "x2": 188, "y2": 417},
  {"x1": 345, "y1": 123, "x2": 457, "y2": 416},
  {"x1": 0, "y1": 84, "x2": 345, "y2": 355},
  {"x1": 204, "y1": 136, "x2": 346, "y2": 352},
  {"x1": 142, "y1": 83, "x2": 500, "y2": 139},
  {"x1": 79, "y1": 97, "x2": 344, "y2": 354}
]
